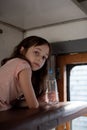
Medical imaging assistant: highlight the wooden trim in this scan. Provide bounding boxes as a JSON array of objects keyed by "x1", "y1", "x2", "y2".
[{"x1": 56, "y1": 53, "x2": 87, "y2": 101}]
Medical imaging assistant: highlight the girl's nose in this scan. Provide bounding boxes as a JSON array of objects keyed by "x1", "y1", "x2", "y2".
[
  {"x1": 37, "y1": 56, "x2": 43, "y2": 63},
  {"x1": 38, "y1": 57, "x2": 42, "y2": 62}
]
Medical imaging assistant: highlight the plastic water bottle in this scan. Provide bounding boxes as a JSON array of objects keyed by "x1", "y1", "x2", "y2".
[{"x1": 46, "y1": 69, "x2": 59, "y2": 104}]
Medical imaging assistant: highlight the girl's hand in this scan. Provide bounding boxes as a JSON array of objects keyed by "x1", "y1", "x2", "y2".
[{"x1": 38, "y1": 93, "x2": 47, "y2": 102}]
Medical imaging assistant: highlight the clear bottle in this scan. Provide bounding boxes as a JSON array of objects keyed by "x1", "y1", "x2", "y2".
[{"x1": 46, "y1": 69, "x2": 59, "y2": 104}]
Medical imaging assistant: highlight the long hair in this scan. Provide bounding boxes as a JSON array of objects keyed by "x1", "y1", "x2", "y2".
[{"x1": 1, "y1": 36, "x2": 51, "y2": 97}]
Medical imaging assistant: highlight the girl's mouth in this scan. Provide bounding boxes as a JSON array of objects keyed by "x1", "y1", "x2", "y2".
[{"x1": 33, "y1": 63, "x2": 40, "y2": 68}]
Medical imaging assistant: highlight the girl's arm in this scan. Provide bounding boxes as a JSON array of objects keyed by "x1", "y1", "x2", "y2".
[{"x1": 18, "y1": 68, "x2": 39, "y2": 108}]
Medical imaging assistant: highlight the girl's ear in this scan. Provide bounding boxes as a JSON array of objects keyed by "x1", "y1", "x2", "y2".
[{"x1": 20, "y1": 46, "x2": 25, "y2": 54}]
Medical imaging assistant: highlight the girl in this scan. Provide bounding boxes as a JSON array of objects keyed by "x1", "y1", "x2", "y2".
[{"x1": 0, "y1": 36, "x2": 51, "y2": 111}]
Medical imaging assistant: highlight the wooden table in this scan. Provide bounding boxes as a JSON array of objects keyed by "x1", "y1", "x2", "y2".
[{"x1": 0, "y1": 101, "x2": 87, "y2": 130}]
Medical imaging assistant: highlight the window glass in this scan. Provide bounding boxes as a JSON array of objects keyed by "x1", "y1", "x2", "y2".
[{"x1": 70, "y1": 65, "x2": 87, "y2": 130}]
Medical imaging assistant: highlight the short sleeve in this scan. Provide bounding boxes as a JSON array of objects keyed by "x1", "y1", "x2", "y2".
[{"x1": 15, "y1": 60, "x2": 31, "y2": 79}]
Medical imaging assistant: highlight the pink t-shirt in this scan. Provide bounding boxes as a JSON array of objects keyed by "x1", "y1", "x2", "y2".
[{"x1": 0, "y1": 58, "x2": 30, "y2": 111}]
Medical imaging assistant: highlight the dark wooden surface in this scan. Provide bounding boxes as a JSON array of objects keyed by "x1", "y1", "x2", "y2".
[{"x1": 0, "y1": 101, "x2": 87, "y2": 130}]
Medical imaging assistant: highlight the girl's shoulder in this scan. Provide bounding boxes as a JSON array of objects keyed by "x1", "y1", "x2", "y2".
[
  {"x1": 10, "y1": 58, "x2": 31, "y2": 77},
  {"x1": 6, "y1": 58, "x2": 31, "y2": 70},
  {"x1": 8, "y1": 58, "x2": 30, "y2": 65}
]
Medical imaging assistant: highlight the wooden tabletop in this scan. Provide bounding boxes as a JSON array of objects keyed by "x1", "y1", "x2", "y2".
[{"x1": 0, "y1": 101, "x2": 87, "y2": 130}]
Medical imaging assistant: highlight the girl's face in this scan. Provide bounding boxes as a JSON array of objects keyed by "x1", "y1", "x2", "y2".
[{"x1": 23, "y1": 45, "x2": 49, "y2": 71}]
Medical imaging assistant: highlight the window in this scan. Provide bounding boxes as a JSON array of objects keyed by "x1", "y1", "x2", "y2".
[{"x1": 68, "y1": 64, "x2": 87, "y2": 130}]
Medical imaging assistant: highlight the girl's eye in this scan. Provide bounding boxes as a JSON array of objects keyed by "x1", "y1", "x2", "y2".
[
  {"x1": 34, "y1": 51, "x2": 39, "y2": 56},
  {"x1": 42, "y1": 56, "x2": 47, "y2": 60}
]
